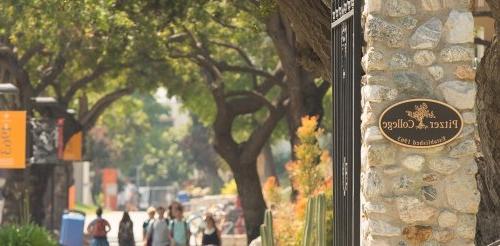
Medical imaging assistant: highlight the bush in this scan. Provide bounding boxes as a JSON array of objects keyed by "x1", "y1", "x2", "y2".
[
  {"x1": 262, "y1": 116, "x2": 334, "y2": 245},
  {"x1": 0, "y1": 224, "x2": 58, "y2": 246}
]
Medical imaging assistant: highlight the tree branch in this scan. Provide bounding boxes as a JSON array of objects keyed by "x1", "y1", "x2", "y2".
[
  {"x1": 62, "y1": 64, "x2": 109, "y2": 105},
  {"x1": 19, "y1": 42, "x2": 44, "y2": 66},
  {"x1": 0, "y1": 42, "x2": 34, "y2": 101},
  {"x1": 210, "y1": 40, "x2": 258, "y2": 87},
  {"x1": 476, "y1": 37, "x2": 492, "y2": 46},
  {"x1": 209, "y1": 15, "x2": 238, "y2": 29},
  {"x1": 167, "y1": 33, "x2": 188, "y2": 43},
  {"x1": 181, "y1": 26, "x2": 202, "y2": 50},
  {"x1": 240, "y1": 97, "x2": 287, "y2": 161},
  {"x1": 256, "y1": 63, "x2": 285, "y2": 93},
  {"x1": 226, "y1": 90, "x2": 276, "y2": 114},
  {"x1": 53, "y1": 81, "x2": 63, "y2": 101},
  {"x1": 210, "y1": 41, "x2": 254, "y2": 67},
  {"x1": 179, "y1": 27, "x2": 219, "y2": 66},
  {"x1": 217, "y1": 62, "x2": 284, "y2": 87},
  {"x1": 169, "y1": 51, "x2": 197, "y2": 60},
  {"x1": 80, "y1": 87, "x2": 134, "y2": 131},
  {"x1": 245, "y1": 0, "x2": 259, "y2": 7},
  {"x1": 211, "y1": 85, "x2": 240, "y2": 165},
  {"x1": 473, "y1": 11, "x2": 493, "y2": 17},
  {"x1": 170, "y1": 29, "x2": 285, "y2": 91},
  {"x1": 225, "y1": 64, "x2": 286, "y2": 115},
  {"x1": 34, "y1": 51, "x2": 66, "y2": 95}
]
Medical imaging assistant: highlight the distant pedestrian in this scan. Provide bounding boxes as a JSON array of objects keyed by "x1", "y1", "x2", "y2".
[
  {"x1": 87, "y1": 207, "x2": 111, "y2": 246},
  {"x1": 146, "y1": 206, "x2": 171, "y2": 246},
  {"x1": 143, "y1": 207, "x2": 156, "y2": 241},
  {"x1": 201, "y1": 214, "x2": 220, "y2": 246},
  {"x1": 169, "y1": 202, "x2": 190, "y2": 246},
  {"x1": 118, "y1": 211, "x2": 135, "y2": 246}
]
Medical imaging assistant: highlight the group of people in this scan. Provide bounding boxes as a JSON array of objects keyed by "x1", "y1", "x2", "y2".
[{"x1": 86, "y1": 202, "x2": 221, "y2": 246}]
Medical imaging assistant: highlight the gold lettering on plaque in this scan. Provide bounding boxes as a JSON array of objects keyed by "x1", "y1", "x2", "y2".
[{"x1": 379, "y1": 99, "x2": 463, "y2": 148}]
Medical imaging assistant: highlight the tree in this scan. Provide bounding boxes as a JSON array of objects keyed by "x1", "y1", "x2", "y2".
[
  {"x1": 227, "y1": 1, "x2": 331, "y2": 156},
  {"x1": 94, "y1": 93, "x2": 196, "y2": 187},
  {"x1": 170, "y1": 32, "x2": 287, "y2": 242},
  {"x1": 158, "y1": 2, "x2": 289, "y2": 240},
  {"x1": 475, "y1": 0, "x2": 500, "y2": 244},
  {"x1": 0, "y1": 0, "x2": 173, "y2": 226}
]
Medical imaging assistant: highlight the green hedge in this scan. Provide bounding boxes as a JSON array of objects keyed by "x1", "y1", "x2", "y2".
[{"x1": 0, "y1": 224, "x2": 57, "y2": 246}]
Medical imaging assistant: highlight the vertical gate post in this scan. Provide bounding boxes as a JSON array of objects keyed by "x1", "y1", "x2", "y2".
[
  {"x1": 332, "y1": 1, "x2": 362, "y2": 245},
  {"x1": 360, "y1": 1, "x2": 479, "y2": 245}
]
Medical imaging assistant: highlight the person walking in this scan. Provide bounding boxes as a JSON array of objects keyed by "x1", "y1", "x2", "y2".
[
  {"x1": 143, "y1": 207, "x2": 156, "y2": 242},
  {"x1": 201, "y1": 214, "x2": 220, "y2": 246},
  {"x1": 118, "y1": 211, "x2": 135, "y2": 246},
  {"x1": 169, "y1": 202, "x2": 190, "y2": 246},
  {"x1": 87, "y1": 207, "x2": 111, "y2": 246},
  {"x1": 145, "y1": 206, "x2": 171, "y2": 246}
]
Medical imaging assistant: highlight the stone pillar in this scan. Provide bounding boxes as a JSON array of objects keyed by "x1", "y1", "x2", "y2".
[{"x1": 361, "y1": 1, "x2": 479, "y2": 245}]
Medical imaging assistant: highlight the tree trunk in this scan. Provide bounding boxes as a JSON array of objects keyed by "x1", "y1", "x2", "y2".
[
  {"x1": 1, "y1": 170, "x2": 26, "y2": 224},
  {"x1": 0, "y1": 164, "x2": 54, "y2": 227},
  {"x1": 232, "y1": 160, "x2": 266, "y2": 244},
  {"x1": 476, "y1": 0, "x2": 500, "y2": 245},
  {"x1": 29, "y1": 165, "x2": 54, "y2": 225},
  {"x1": 178, "y1": 24, "x2": 287, "y2": 243},
  {"x1": 43, "y1": 163, "x2": 73, "y2": 231},
  {"x1": 266, "y1": 11, "x2": 329, "y2": 159},
  {"x1": 475, "y1": 2, "x2": 500, "y2": 241},
  {"x1": 274, "y1": 0, "x2": 331, "y2": 81}
]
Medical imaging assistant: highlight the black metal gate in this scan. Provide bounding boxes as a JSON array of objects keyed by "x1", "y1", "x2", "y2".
[{"x1": 331, "y1": 0, "x2": 362, "y2": 245}]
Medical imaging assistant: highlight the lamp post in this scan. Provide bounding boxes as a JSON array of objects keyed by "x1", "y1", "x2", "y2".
[
  {"x1": 31, "y1": 98, "x2": 82, "y2": 231},
  {"x1": 31, "y1": 96, "x2": 59, "y2": 231}
]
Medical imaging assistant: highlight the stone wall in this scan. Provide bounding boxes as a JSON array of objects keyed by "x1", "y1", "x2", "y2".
[{"x1": 360, "y1": 0, "x2": 480, "y2": 245}]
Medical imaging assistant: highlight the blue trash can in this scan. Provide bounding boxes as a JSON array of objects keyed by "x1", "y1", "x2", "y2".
[{"x1": 59, "y1": 210, "x2": 85, "y2": 246}]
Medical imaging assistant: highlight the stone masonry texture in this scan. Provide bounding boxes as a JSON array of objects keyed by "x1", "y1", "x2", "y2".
[{"x1": 361, "y1": 0, "x2": 479, "y2": 245}]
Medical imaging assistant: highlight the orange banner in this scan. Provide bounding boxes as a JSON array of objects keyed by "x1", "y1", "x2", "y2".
[
  {"x1": 63, "y1": 131, "x2": 83, "y2": 161},
  {"x1": 68, "y1": 185, "x2": 75, "y2": 209},
  {"x1": 0, "y1": 111, "x2": 26, "y2": 169}
]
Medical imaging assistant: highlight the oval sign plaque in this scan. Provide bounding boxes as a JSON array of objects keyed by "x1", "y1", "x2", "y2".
[{"x1": 379, "y1": 99, "x2": 463, "y2": 148}]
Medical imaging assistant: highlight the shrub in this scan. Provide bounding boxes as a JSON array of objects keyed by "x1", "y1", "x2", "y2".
[
  {"x1": 263, "y1": 116, "x2": 333, "y2": 245},
  {"x1": 0, "y1": 224, "x2": 58, "y2": 246},
  {"x1": 263, "y1": 176, "x2": 281, "y2": 207}
]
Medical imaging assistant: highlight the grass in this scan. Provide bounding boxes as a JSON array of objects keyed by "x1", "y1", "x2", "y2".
[{"x1": 74, "y1": 203, "x2": 98, "y2": 215}]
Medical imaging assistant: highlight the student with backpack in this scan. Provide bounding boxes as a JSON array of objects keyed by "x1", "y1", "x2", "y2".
[
  {"x1": 87, "y1": 207, "x2": 111, "y2": 246},
  {"x1": 146, "y1": 206, "x2": 172, "y2": 246},
  {"x1": 143, "y1": 207, "x2": 156, "y2": 242},
  {"x1": 118, "y1": 211, "x2": 135, "y2": 246},
  {"x1": 169, "y1": 202, "x2": 190, "y2": 246},
  {"x1": 201, "y1": 214, "x2": 220, "y2": 246}
]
